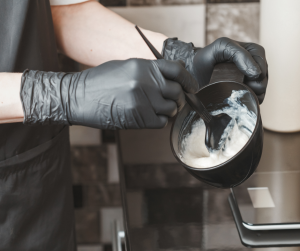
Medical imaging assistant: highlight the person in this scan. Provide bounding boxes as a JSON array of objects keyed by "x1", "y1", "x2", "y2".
[{"x1": 0, "y1": 0, "x2": 268, "y2": 250}]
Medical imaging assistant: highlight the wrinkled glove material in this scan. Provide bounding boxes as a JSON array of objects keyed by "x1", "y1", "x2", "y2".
[
  {"x1": 21, "y1": 70, "x2": 70, "y2": 125},
  {"x1": 162, "y1": 38, "x2": 200, "y2": 81}
]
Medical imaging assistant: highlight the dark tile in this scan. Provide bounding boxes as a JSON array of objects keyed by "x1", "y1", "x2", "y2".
[
  {"x1": 129, "y1": 225, "x2": 202, "y2": 250},
  {"x1": 124, "y1": 163, "x2": 203, "y2": 189},
  {"x1": 126, "y1": 191, "x2": 145, "y2": 227},
  {"x1": 73, "y1": 184, "x2": 83, "y2": 208},
  {"x1": 83, "y1": 184, "x2": 122, "y2": 209},
  {"x1": 102, "y1": 130, "x2": 116, "y2": 143},
  {"x1": 128, "y1": 227, "x2": 158, "y2": 251},
  {"x1": 75, "y1": 210, "x2": 100, "y2": 244},
  {"x1": 128, "y1": 224, "x2": 203, "y2": 250},
  {"x1": 99, "y1": 0, "x2": 126, "y2": 6},
  {"x1": 71, "y1": 146, "x2": 107, "y2": 184},
  {"x1": 157, "y1": 225, "x2": 202, "y2": 249},
  {"x1": 144, "y1": 187, "x2": 203, "y2": 225},
  {"x1": 103, "y1": 244, "x2": 112, "y2": 251},
  {"x1": 103, "y1": 244, "x2": 126, "y2": 251}
]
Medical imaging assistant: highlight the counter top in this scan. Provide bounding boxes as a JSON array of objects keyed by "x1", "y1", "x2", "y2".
[{"x1": 117, "y1": 125, "x2": 300, "y2": 251}]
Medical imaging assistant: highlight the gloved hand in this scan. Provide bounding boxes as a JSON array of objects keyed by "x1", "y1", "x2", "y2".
[
  {"x1": 162, "y1": 37, "x2": 268, "y2": 104},
  {"x1": 20, "y1": 59, "x2": 198, "y2": 129}
]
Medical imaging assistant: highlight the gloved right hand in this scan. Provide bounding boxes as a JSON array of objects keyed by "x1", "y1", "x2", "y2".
[
  {"x1": 20, "y1": 58, "x2": 199, "y2": 129},
  {"x1": 162, "y1": 37, "x2": 268, "y2": 104}
]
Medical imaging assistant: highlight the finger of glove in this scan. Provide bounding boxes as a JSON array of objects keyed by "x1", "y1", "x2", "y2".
[
  {"x1": 155, "y1": 59, "x2": 199, "y2": 94},
  {"x1": 239, "y1": 42, "x2": 268, "y2": 81},
  {"x1": 221, "y1": 39, "x2": 262, "y2": 79},
  {"x1": 144, "y1": 114, "x2": 169, "y2": 129},
  {"x1": 152, "y1": 97, "x2": 178, "y2": 118},
  {"x1": 147, "y1": 114, "x2": 168, "y2": 129},
  {"x1": 157, "y1": 115, "x2": 168, "y2": 128},
  {"x1": 144, "y1": 114, "x2": 168, "y2": 129},
  {"x1": 129, "y1": 106, "x2": 168, "y2": 129},
  {"x1": 160, "y1": 79, "x2": 186, "y2": 112},
  {"x1": 177, "y1": 60, "x2": 186, "y2": 68},
  {"x1": 245, "y1": 76, "x2": 268, "y2": 96}
]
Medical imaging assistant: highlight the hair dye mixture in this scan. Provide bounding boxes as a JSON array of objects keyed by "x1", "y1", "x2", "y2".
[{"x1": 181, "y1": 90, "x2": 257, "y2": 168}]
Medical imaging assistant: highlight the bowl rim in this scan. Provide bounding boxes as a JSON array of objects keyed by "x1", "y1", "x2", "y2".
[{"x1": 170, "y1": 80, "x2": 261, "y2": 172}]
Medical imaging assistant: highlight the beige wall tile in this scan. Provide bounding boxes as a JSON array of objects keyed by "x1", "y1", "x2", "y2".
[
  {"x1": 110, "y1": 5, "x2": 206, "y2": 47},
  {"x1": 126, "y1": 191, "x2": 144, "y2": 227},
  {"x1": 206, "y1": 3, "x2": 260, "y2": 45},
  {"x1": 100, "y1": 207, "x2": 124, "y2": 243},
  {"x1": 70, "y1": 126, "x2": 101, "y2": 146},
  {"x1": 77, "y1": 245, "x2": 103, "y2": 251},
  {"x1": 204, "y1": 223, "x2": 242, "y2": 249},
  {"x1": 107, "y1": 144, "x2": 120, "y2": 183}
]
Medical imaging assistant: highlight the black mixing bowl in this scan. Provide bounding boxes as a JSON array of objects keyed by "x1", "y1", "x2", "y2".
[{"x1": 170, "y1": 81, "x2": 263, "y2": 189}]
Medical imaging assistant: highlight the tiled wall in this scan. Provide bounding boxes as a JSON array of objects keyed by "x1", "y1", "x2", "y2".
[
  {"x1": 206, "y1": 2, "x2": 259, "y2": 45},
  {"x1": 122, "y1": 164, "x2": 247, "y2": 250},
  {"x1": 58, "y1": 0, "x2": 261, "y2": 249},
  {"x1": 110, "y1": 4, "x2": 206, "y2": 47}
]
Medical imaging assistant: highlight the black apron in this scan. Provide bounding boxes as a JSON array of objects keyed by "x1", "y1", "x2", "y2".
[{"x1": 0, "y1": 1, "x2": 75, "y2": 250}]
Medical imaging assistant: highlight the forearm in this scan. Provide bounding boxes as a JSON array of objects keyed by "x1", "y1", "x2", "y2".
[
  {"x1": 51, "y1": 1, "x2": 167, "y2": 66},
  {"x1": 0, "y1": 73, "x2": 24, "y2": 124}
]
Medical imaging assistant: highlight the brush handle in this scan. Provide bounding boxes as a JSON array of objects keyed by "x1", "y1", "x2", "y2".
[
  {"x1": 135, "y1": 26, "x2": 163, "y2": 59},
  {"x1": 135, "y1": 25, "x2": 212, "y2": 123},
  {"x1": 184, "y1": 93, "x2": 212, "y2": 123}
]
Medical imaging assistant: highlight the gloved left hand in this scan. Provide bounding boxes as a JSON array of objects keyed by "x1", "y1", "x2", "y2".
[{"x1": 162, "y1": 37, "x2": 268, "y2": 104}]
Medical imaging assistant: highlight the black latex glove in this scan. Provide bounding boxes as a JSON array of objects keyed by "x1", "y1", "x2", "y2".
[
  {"x1": 162, "y1": 37, "x2": 268, "y2": 104},
  {"x1": 20, "y1": 59, "x2": 198, "y2": 129}
]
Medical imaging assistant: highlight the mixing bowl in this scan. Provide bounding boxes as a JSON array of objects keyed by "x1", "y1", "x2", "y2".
[{"x1": 170, "y1": 64, "x2": 264, "y2": 189}]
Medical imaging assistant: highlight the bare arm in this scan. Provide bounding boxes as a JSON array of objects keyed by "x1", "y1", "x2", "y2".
[
  {"x1": 51, "y1": 0, "x2": 167, "y2": 66},
  {"x1": 0, "y1": 1, "x2": 167, "y2": 124},
  {"x1": 0, "y1": 73, "x2": 23, "y2": 123}
]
